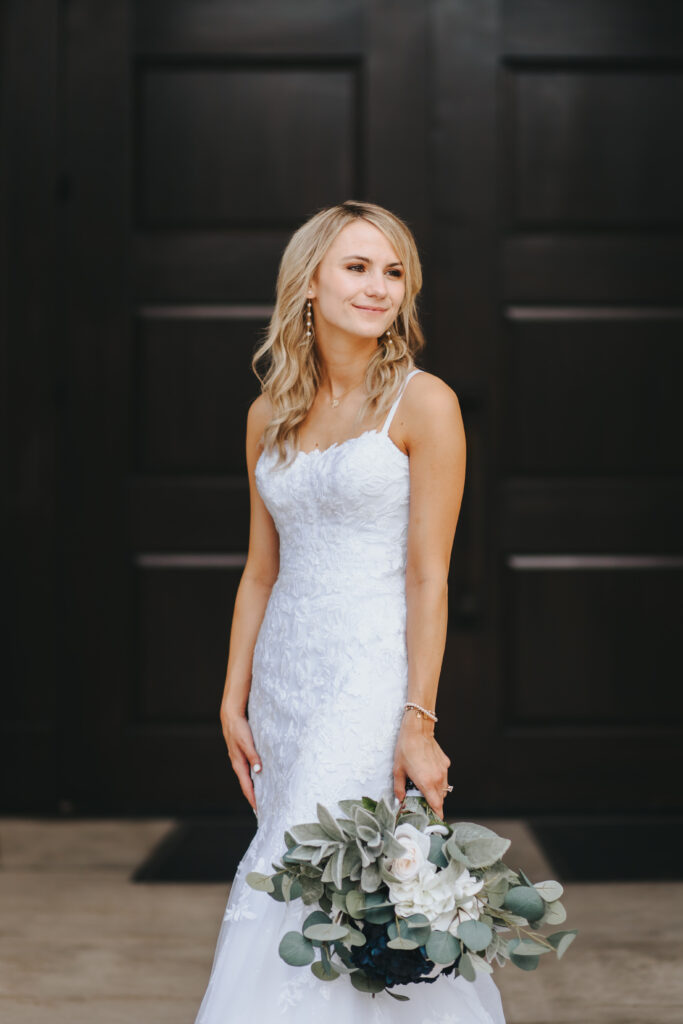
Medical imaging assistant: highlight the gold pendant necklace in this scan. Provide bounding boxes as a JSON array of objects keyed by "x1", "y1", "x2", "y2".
[{"x1": 327, "y1": 376, "x2": 365, "y2": 408}]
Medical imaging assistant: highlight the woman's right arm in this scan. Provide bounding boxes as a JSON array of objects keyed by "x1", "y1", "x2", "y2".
[{"x1": 219, "y1": 394, "x2": 279, "y2": 812}]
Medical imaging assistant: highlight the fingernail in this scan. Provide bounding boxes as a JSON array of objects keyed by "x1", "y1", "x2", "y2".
[
  {"x1": 253, "y1": 763, "x2": 262, "y2": 774},
  {"x1": 252, "y1": 807, "x2": 258, "y2": 816}
]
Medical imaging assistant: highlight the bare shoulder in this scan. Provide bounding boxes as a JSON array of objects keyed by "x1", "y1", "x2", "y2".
[
  {"x1": 246, "y1": 392, "x2": 274, "y2": 459},
  {"x1": 247, "y1": 392, "x2": 273, "y2": 431},
  {"x1": 399, "y1": 370, "x2": 464, "y2": 447}
]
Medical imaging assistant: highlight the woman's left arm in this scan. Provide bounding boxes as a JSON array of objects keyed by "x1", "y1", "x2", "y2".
[{"x1": 392, "y1": 373, "x2": 467, "y2": 819}]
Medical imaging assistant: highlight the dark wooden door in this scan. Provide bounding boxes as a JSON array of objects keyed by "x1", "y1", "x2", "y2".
[
  {"x1": 3, "y1": 0, "x2": 682, "y2": 815},
  {"x1": 432, "y1": 0, "x2": 683, "y2": 813},
  {"x1": 58, "y1": 0, "x2": 433, "y2": 813}
]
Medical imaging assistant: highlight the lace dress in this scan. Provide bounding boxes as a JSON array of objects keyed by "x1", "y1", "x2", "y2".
[{"x1": 195, "y1": 368, "x2": 506, "y2": 1022}]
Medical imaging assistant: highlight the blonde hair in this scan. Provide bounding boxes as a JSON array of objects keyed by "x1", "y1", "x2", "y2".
[{"x1": 252, "y1": 199, "x2": 426, "y2": 465}]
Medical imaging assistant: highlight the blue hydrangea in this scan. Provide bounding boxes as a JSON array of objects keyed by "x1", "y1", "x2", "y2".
[{"x1": 349, "y1": 921, "x2": 460, "y2": 988}]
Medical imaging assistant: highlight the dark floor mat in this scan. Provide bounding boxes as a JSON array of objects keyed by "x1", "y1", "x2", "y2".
[
  {"x1": 131, "y1": 817, "x2": 257, "y2": 883},
  {"x1": 528, "y1": 814, "x2": 683, "y2": 882}
]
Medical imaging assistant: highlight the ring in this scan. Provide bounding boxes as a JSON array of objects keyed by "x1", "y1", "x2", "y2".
[{"x1": 444, "y1": 784, "x2": 453, "y2": 794}]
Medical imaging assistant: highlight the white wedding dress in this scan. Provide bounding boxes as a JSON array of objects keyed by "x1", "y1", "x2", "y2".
[{"x1": 195, "y1": 368, "x2": 506, "y2": 1022}]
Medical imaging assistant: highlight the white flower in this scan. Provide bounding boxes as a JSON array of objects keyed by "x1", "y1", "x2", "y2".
[
  {"x1": 388, "y1": 857, "x2": 488, "y2": 935},
  {"x1": 446, "y1": 868, "x2": 486, "y2": 933},
  {"x1": 388, "y1": 822, "x2": 431, "y2": 882},
  {"x1": 389, "y1": 858, "x2": 462, "y2": 926}
]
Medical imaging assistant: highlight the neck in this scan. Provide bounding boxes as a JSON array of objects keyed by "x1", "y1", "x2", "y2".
[{"x1": 315, "y1": 342, "x2": 377, "y2": 394}]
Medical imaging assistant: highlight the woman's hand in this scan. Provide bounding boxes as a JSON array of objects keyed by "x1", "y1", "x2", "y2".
[
  {"x1": 220, "y1": 706, "x2": 262, "y2": 813},
  {"x1": 393, "y1": 712, "x2": 451, "y2": 819}
]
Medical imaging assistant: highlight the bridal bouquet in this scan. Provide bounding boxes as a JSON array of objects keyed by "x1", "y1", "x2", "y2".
[{"x1": 246, "y1": 792, "x2": 576, "y2": 998}]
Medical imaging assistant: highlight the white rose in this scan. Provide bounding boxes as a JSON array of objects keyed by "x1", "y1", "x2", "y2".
[
  {"x1": 389, "y1": 823, "x2": 431, "y2": 882},
  {"x1": 389, "y1": 858, "x2": 465, "y2": 925}
]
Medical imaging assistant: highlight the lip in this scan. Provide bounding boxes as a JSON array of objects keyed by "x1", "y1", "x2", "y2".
[{"x1": 353, "y1": 304, "x2": 390, "y2": 313}]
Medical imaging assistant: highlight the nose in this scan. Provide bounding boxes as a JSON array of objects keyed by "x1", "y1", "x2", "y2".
[{"x1": 364, "y1": 270, "x2": 388, "y2": 297}]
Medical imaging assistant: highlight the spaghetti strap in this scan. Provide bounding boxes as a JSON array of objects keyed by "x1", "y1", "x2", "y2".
[{"x1": 379, "y1": 368, "x2": 423, "y2": 436}]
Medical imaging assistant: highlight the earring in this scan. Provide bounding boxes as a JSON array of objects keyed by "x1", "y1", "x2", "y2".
[
  {"x1": 385, "y1": 328, "x2": 393, "y2": 346},
  {"x1": 305, "y1": 299, "x2": 313, "y2": 342}
]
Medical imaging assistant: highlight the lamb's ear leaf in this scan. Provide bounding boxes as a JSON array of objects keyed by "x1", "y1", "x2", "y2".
[{"x1": 317, "y1": 803, "x2": 347, "y2": 842}]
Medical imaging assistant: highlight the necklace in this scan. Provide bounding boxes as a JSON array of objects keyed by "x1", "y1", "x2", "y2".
[{"x1": 325, "y1": 376, "x2": 365, "y2": 408}]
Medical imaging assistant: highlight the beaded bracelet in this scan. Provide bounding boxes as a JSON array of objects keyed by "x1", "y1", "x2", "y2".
[{"x1": 403, "y1": 701, "x2": 438, "y2": 723}]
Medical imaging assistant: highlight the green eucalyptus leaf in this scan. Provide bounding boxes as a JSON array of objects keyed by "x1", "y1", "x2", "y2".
[
  {"x1": 503, "y1": 885, "x2": 546, "y2": 923},
  {"x1": 365, "y1": 904, "x2": 395, "y2": 924},
  {"x1": 547, "y1": 929, "x2": 578, "y2": 959},
  {"x1": 311, "y1": 960, "x2": 339, "y2": 981},
  {"x1": 387, "y1": 936, "x2": 419, "y2": 950},
  {"x1": 386, "y1": 990, "x2": 410, "y2": 1001},
  {"x1": 458, "y1": 951, "x2": 476, "y2": 982},
  {"x1": 428, "y1": 834, "x2": 449, "y2": 868},
  {"x1": 331, "y1": 890, "x2": 347, "y2": 913},
  {"x1": 345, "y1": 890, "x2": 366, "y2": 919},
  {"x1": 456, "y1": 920, "x2": 493, "y2": 952},
  {"x1": 342, "y1": 926, "x2": 366, "y2": 947},
  {"x1": 507, "y1": 939, "x2": 552, "y2": 957},
  {"x1": 245, "y1": 871, "x2": 274, "y2": 893},
  {"x1": 542, "y1": 900, "x2": 567, "y2": 925},
  {"x1": 508, "y1": 938, "x2": 540, "y2": 971},
  {"x1": 278, "y1": 931, "x2": 314, "y2": 966},
  {"x1": 270, "y1": 873, "x2": 287, "y2": 903},
  {"x1": 425, "y1": 929, "x2": 460, "y2": 965},
  {"x1": 302, "y1": 910, "x2": 331, "y2": 932},
  {"x1": 534, "y1": 880, "x2": 564, "y2": 903},
  {"x1": 468, "y1": 952, "x2": 493, "y2": 974},
  {"x1": 350, "y1": 969, "x2": 385, "y2": 994},
  {"x1": 403, "y1": 913, "x2": 431, "y2": 945},
  {"x1": 304, "y1": 923, "x2": 349, "y2": 942}
]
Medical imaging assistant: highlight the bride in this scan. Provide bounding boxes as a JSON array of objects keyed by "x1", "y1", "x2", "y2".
[{"x1": 194, "y1": 200, "x2": 506, "y2": 1022}]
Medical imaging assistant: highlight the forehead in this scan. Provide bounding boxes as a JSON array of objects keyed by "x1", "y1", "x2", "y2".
[{"x1": 327, "y1": 219, "x2": 400, "y2": 262}]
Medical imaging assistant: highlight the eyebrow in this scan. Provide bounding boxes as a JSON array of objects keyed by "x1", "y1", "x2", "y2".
[{"x1": 341, "y1": 254, "x2": 404, "y2": 267}]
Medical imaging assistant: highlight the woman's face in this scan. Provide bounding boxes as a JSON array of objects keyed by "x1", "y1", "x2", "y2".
[{"x1": 307, "y1": 219, "x2": 406, "y2": 341}]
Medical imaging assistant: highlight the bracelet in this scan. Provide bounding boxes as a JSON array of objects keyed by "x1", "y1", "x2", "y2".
[{"x1": 403, "y1": 702, "x2": 438, "y2": 723}]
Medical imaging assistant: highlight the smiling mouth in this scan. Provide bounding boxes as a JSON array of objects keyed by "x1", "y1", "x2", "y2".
[{"x1": 353, "y1": 305, "x2": 390, "y2": 313}]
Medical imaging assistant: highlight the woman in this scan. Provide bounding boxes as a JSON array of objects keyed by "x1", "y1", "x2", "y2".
[{"x1": 195, "y1": 200, "x2": 505, "y2": 1022}]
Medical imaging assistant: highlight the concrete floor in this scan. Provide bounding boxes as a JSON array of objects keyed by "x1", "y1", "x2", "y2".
[{"x1": 0, "y1": 817, "x2": 681, "y2": 1023}]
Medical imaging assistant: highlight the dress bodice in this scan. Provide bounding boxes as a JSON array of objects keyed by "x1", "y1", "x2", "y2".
[{"x1": 255, "y1": 369, "x2": 423, "y2": 599}]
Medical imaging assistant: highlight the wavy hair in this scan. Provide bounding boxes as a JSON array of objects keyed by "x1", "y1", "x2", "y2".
[{"x1": 252, "y1": 199, "x2": 426, "y2": 465}]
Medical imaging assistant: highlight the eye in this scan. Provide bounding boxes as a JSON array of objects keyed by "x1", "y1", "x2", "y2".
[
  {"x1": 387, "y1": 269, "x2": 403, "y2": 278},
  {"x1": 347, "y1": 264, "x2": 365, "y2": 272}
]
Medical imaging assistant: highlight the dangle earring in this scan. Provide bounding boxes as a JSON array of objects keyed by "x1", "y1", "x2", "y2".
[
  {"x1": 384, "y1": 328, "x2": 394, "y2": 348},
  {"x1": 304, "y1": 299, "x2": 313, "y2": 343}
]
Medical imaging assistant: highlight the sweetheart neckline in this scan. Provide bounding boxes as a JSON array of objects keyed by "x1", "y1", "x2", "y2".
[{"x1": 256, "y1": 428, "x2": 409, "y2": 469}]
